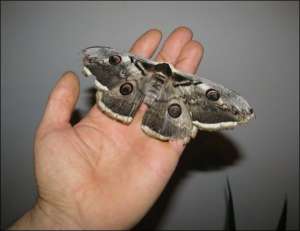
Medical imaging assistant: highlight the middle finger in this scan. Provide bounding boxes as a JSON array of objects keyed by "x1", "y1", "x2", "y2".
[{"x1": 156, "y1": 26, "x2": 193, "y2": 65}]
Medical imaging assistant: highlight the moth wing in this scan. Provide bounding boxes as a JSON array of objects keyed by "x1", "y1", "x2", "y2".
[
  {"x1": 82, "y1": 46, "x2": 153, "y2": 123},
  {"x1": 82, "y1": 46, "x2": 156, "y2": 90},
  {"x1": 141, "y1": 81, "x2": 195, "y2": 142},
  {"x1": 173, "y1": 71, "x2": 254, "y2": 131},
  {"x1": 96, "y1": 80, "x2": 145, "y2": 124}
]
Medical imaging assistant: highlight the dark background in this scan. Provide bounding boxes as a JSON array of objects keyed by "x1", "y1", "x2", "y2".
[{"x1": 1, "y1": 1, "x2": 299, "y2": 230}]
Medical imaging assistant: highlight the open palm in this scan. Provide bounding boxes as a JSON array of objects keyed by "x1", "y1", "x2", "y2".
[{"x1": 12, "y1": 27, "x2": 203, "y2": 229}]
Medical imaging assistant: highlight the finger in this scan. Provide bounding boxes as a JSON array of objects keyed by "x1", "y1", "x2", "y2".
[
  {"x1": 169, "y1": 140, "x2": 186, "y2": 156},
  {"x1": 130, "y1": 28, "x2": 162, "y2": 58},
  {"x1": 175, "y1": 40, "x2": 204, "y2": 74},
  {"x1": 131, "y1": 104, "x2": 148, "y2": 128},
  {"x1": 156, "y1": 26, "x2": 193, "y2": 64},
  {"x1": 38, "y1": 71, "x2": 80, "y2": 132}
]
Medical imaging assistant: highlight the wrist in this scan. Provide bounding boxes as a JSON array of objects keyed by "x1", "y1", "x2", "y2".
[{"x1": 9, "y1": 199, "x2": 79, "y2": 230}]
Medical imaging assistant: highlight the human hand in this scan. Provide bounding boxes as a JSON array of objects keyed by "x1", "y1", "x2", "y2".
[{"x1": 11, "y1": 26, "x2": 203, "y2": 230}]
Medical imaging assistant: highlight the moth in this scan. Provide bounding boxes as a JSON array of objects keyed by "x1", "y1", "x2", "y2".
[{"x1": 82, "y1": 46, "x2": 254, "y2": 142}]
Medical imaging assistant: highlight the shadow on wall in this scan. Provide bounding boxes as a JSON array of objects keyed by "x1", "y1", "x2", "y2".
[
  {"x1": 73, "y1": 87, "x2": 242, "y2": 230},
  {"x1": 133, "y1": 132, "x2": 242, "y2": 230}
]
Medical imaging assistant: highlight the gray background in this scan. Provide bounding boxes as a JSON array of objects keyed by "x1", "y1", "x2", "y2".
[{"x1": 1, "y1": 1, "x2": 299, "y2": 230}]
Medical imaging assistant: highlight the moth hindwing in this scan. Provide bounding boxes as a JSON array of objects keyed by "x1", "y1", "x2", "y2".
[{"x1": 82, "y1": 46, "x2": 254, "y2": 142}]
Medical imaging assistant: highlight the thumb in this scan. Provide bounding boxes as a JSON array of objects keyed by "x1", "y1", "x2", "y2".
[{"x1": 37, "y1": 71, "x2": 80, "y2": 135}]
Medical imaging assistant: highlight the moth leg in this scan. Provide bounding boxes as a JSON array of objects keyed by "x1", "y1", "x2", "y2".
[{"x1": 95, "y1": 81, "x2": 144, "y2": 124}]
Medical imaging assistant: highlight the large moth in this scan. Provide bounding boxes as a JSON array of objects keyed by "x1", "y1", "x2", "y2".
[{"x1": 82, "y1": 46, "x2": 254, "y2": 142}]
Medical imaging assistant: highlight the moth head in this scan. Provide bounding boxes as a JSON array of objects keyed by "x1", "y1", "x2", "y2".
[{"x1": 199, "y1": 80, "x2": 254, "y2": 123}]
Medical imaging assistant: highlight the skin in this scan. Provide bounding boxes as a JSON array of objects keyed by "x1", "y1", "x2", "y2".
[{"x1": 11, "y1": 26, "x2": 204, "y2": 230}]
